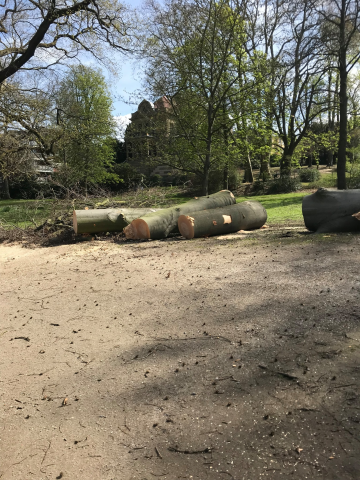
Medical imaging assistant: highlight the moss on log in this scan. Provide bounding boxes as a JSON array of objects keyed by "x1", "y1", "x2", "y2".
[
  {"x1": 302, "y1": 188, "x2": 360, "y2": 233},
  {"x1": 124, "y1": 190, "x2": 236, "y2": 240},
  {"x1": 178, "y1": 201, "x2": 267, "y2": 239},
  {"x1": 73, "y1": 208, "x2": 158, "y2": 234}
]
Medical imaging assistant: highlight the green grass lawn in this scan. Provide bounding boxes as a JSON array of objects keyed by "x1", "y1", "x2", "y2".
[
  {"x1": 237, "y1": 192, "x2": 307, "y2": 224},
  {"x1": 0, "y1": 187, "x2": 193, "y2": 229},
  {"x1": 0, "y1": 199, "x2": 55, "y2": 228},
  {"x1": 0, "y1": 189, "x2": 309, "y2": 229}
]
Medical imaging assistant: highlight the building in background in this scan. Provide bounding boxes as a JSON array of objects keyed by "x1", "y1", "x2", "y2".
[{"x1": 125, "y1": 96, "x2": 176, "y2": 179}]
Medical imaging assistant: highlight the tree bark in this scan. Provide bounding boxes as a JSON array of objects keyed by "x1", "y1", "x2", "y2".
[
  {"x1": 280, "y1": 153, "x2": 293, "y2": 176},
  {"x1": 73, "y1": 208, "x2": 159, "y2": 234},
  {"x1": 337, "y1": 1, "x2": 348, "y2": 190},
  {"x1": 243, "y1": 151, "x2": 254, "y2": 183},
  {"x1": 302, "y1": 188, "x2": 360, "y2": 233},
  {"x1": 259, "y1": 154, "x2": 271, "y2": 181},
  {"x1": 3, "y1": 176, "x2": 10, "y2": 199},
  {"x1": 178, "y1": 201, "x2": 267, "y2": 239},
  {"x1": 124, "y1": 190, "x2": 236, "y2": 240},
  {"x1": 327, "y1": 150, "x2": 334, "y2": 167}
]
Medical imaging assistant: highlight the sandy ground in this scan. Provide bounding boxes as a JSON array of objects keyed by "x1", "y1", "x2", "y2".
[{"x1": 1, "y1": 231, "x2": 360, "y2": 480}]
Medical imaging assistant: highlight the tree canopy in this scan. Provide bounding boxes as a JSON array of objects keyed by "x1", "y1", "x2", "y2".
[{"x1": 56, "y1": 65, "x2": 116, "y2": 195}]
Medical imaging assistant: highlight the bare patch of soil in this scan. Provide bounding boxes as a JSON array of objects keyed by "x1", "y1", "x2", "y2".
[{"x1": 1, "y1": 231, "x2": 360, "y2": 480}]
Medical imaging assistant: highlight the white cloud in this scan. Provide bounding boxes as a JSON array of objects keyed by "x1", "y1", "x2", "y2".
[{"x1": 114, "y1": 113, "x2": 131, "y2": 142}]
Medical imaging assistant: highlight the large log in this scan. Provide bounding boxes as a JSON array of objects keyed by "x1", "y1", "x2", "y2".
[
  {"x1": 124, "y1": 190, "x2": 236, "y2": 240},
  {"x1": 73, "y1": 208, "x2": 158, "y2": 234},
  {"x1": 178, "y1": 201, "x2": 267, "y2": 239},
  {"x1": 302, "y1": 188, "x2": 360, "y2": 233}
]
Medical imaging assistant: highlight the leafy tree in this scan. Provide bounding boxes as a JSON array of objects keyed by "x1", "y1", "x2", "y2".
[
  {"x1": 0, "y1": 79, "x2": 59, "y2": 198},
  {"x1": 56, "y1": 65, "x2": 116, "y2": 195},
  {"x1": 143, "y1": 0, "x2": 252, "y2": 195},
  {"x1": 315, "y1": 0, "x2": 360, "y2": 189}
]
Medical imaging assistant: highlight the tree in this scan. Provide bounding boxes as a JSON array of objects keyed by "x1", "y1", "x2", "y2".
[
  {"x1": 0, "y1": 0, "x2": 133, "y2": 86},
  {"x1": 56, "y1": 65, "x2": 116, "y2": 195},
  {"x1": 0, "y1": 79, "x2": 59, "y2": 198},
  {"x1": 142, "y1": 0, "x2": 252, "y2": 195},
  {"x1": 315, "y1": 0, "x2": 360, "y2": 189},
  {"x1": 268, "y1": 0, "x2": 328, "y2": 176}
]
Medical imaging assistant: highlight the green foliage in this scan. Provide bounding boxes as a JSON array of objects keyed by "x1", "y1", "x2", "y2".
[
  {"x1": 110, "y1": 163, "x2": 142, "y2": 190},
  {"x1": 307, "y1": 173, "x2": 337, "y2": 189},
  {"x1": 266, "y1": 176, "x2": 302, "y2": 194},
  {"x1": 298, "y1": 168, "x2": 321, "y2": 182},
  {"x1": 144, "y1": 0, "x2": 248, "y2": 194},
  {"x1": 347, "y1": 162, "x2": 360, "y2": 189},
  {"x1": 149, "y1": 174, "x2": 163, "y2": 186},
  {"x1": 206, "y1": 166, "x2": 240, "y2": 193},
  {"x1": 9, "y1": 174, "x2": 60, "y2": 199},
  {"x1": 56, "y1": 66, "x2": 117, "y2": 194}
]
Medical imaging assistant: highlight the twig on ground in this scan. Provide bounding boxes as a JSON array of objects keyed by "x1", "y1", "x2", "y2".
[
  {"x1": 155, "y1": 446, "x2": 162, "y2": 459},
  {"x1": 168, "y1": 446, "x2": 212, "y2": 454}
]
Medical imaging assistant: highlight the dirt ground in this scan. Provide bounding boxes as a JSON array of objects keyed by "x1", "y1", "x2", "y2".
[{"x1": 1, "y1": 229, "x2": 360, "y2": 480}]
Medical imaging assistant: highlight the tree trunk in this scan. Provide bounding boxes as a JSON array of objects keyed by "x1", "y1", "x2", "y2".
[
  {"x1": 280, "y1": 153, "x2": 293, "y2": 176},
  {"x1": 178, "y1": 201, "x2": 267, "y2": 239},
  {"x1": 327, "y1": 150, "x2": 334, "y2": 167},
  {"x1": 259, "y1": 154, "x2": 271, "y2": 181},
  {"x1": 3, "y1": 176, "x2": 10, "y2": 199},
  {"x1": 73, "y1": 208, "x2": 159, "y2": 234},
  {"x1": 243, "y1": 152, "x2": 254, "y2": 183},
  {"x1": 223, "y1": 163, "x2": 229, "y2": 190},
  {"x1": 337, "y1": 6, "x2": 347, "y2": 190},
  {"x1": 124, "y1": 190, "x2": 236, "y2": 240},
  {"x1": 302, "y1": 188, "x2": 360, "y2": 233},
  {"x1": 308, "y1": 154, "x2": 313, "y2": 168},
  {"x1": 202, "y1": 164, "x2": 210, "y2": 196}
]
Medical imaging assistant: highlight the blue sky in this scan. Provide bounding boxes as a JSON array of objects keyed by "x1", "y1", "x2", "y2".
[{"x1": 110, "y1": 0, "x2": 146, "y2": 117}]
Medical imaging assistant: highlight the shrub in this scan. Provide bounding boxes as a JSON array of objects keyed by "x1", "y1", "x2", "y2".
[
  {"x1": 149, "y1": 174, "x2": 163, "y2": 186},
  {"x1": 347, "y1": 163, "x2": 360, "y2": 189},
  {"x1": 9, "y1": 174, "x2": 60, "y2": 199},
  {"x1": 298, "y1": 168, "x2": 321, "y2": 182},
  {"x1": 266, "y1": 176, "x2": 301, "y2": 194},
  {"x1": 207, "y1": 166, "x2": 240, "y2": 193},
  {"x1": 171, "y1": 173, "x2": 191, "y2": 186},
  {"x1": 111, "y1": 163, "x2": 143, "y2": 190},
  {"x1": 307, "y1": 173, "x2": 337, "y2": 189}
]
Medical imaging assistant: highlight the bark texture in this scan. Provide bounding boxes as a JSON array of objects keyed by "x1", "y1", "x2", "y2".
[
  {"x1": 73, "y1": 208, "x2": 158, "y2": 234},
  {"x1": 124, "y1": 190, "x2": 236, "y2": 240},
  {"x1": 302, "y1": 188, "x2": 360, "y2": 233},
  {"x1": 178, "y1": 201, "x2": 267, "y2": 239}
]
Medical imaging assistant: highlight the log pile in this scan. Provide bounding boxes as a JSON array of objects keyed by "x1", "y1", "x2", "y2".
[
  {"x1": 123, "y1": 190, "x2": 236, "y2": 239},
  {"x1": 73, "y1": 190, "x2": 268, "y2": 239},
  {"x1": 302, "y1": 188, "x2": 360, "y2": 233}
]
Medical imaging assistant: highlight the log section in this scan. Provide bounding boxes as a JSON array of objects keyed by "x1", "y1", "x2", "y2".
[
  {"x1": 177, "y1": 201, "x2": 267, "y2": 239},
  {"x1": 124, "y1": 190, "x2": 236, "y2": 240},
  {"x1": 302, "y1": 188, "x2": 360, "y2": 233},
  {"x1": 73, "y1": 208, "x2": 158, "y2": 234}
]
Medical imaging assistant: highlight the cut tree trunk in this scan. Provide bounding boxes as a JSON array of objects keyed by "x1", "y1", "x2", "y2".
[
  {"x1": 302, "y1": 188, "x2": 360, "y2": 233},
  {"x1": 124, "y1": 190, "x2": 236, "y2": 240},
  {"x1": 73, "y1": 208, "x2": 159, "y2": 234},
  {"x1": 178, "y1": 201, "x2": 267, "y2": 239}
]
